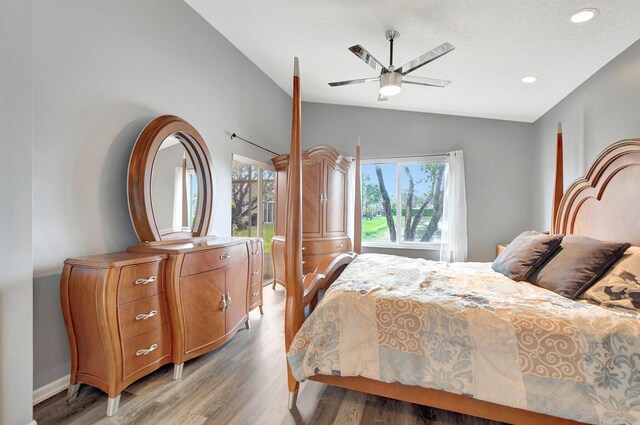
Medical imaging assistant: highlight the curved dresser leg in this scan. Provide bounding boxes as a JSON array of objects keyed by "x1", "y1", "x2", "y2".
[
  {"x1": 173, "y1": 363, "x2": 184, "y2": 380},
  {"x1": 66, "y1": 383, "x2": 80, "y2": 401},
  {"x1": 106, "y1": 395, "x2": 120, "y2": 417},
  {"x1": 259, "y1": 305, "x2": 264, "y2": 315},
  {"x1": 245, "y1": 319, "x2": 251, "y2": 330}
]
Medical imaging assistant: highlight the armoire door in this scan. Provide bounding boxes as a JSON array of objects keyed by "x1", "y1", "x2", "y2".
[
  {"x1": 302, "y1": 159, "x2": 323, "y2": 238},
  {"x1": 324, "y1": 160, "x2": 348, "y2": 236},
  {"x1": 274, "y1": 169, "x2": 288, "y2": 236},
  {"x1": 225, "y1": 259, "x2": 249, "y2": 334},
  {"x1": 180, "y1": 268, "x2": 226, "y2": 354}
]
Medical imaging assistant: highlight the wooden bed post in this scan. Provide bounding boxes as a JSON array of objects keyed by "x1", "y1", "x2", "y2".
[
  {"x1": 284, "y1": 57, "x2": 304, "y2": 410},
  {"x1": 552, "y1": 122, "x2": 564, "y2": 233},
  {"x1": 354, "y1": 138, "x2": 362, "y2": 254}
]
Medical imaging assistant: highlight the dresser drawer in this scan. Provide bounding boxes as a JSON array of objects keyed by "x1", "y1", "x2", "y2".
[
  {"x1": 302, "y1": 238, "x2": 351, "y2": 255},
  {"x1": 250, "y1": 240, "x2": 262, "y2": 256},
  {"x1": 302, "y1": 254, "x2": 324, "y2": 274},
  {"x1": 122, "y1": 324, "x2": 171, "y2": 381},
  {"x1": 248, "y1": 283, "x2": 262, "y2": 308},
  {"x1": 118, "y1": 261, "x2": 163, "y2": 304},
  {"x1": 181, "y1": 243, "x2": 248, "y2": 277},
  {"x1": 118, "y1": 294, "x2": 169, "y2": 341},
  {"x1": 250, "y1": 260, "x2": 262, "y2": 285}
]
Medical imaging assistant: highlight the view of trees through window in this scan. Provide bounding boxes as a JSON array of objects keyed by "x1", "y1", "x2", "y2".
[
  {"x1": 361, "y1": 160, "x2": 448, "y2": 245},
  {"x1": 231, "y1": 159, "x2": 275, "y2": 279}
]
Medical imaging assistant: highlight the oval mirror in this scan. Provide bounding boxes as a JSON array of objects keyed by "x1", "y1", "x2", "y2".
[{"x1": 128, "y1": 115, "x2": 213, "y2": 242}]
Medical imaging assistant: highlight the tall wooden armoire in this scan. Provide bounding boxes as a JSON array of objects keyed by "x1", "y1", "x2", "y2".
[{"x1": 271, "y1": 145, "x2": 352, "y2": 287}]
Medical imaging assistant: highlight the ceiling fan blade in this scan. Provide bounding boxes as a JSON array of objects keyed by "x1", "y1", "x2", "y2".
[
  {"x1": 328, "y1": 77, "x2": 379, "y2": 87},
  {"x1": 403, "y1": 76, "x2": 451, "y2": 88},
  {"x1": 377, "y1": 94, "x2": 389, "y2": 102},
  {"x1": 348, "y1": 45, "x2": 387, "y2": 72},
  {"x1": 399, "y1": 42, "x2": 455, "y2": 76}
]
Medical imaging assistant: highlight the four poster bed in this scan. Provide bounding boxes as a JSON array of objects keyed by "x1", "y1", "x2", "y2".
[{"x1": 281, "y1": 58, "x2": 640, "y2": 424}]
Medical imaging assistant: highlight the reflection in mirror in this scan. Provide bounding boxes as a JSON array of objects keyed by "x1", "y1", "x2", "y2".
[{"x1": 151, "y1": 135, "x2": 199, "y2": 236}]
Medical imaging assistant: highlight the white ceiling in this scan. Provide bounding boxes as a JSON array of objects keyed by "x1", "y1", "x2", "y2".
[{"x1": 186, "y1": 0, "x2": 640, "y2": 122}]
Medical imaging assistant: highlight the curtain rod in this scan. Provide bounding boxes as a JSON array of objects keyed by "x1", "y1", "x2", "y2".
[
  {"x1": 363, "y1": 152, "x2": 450, "y2": 160},
  {"x1": 231, "y1": 133, "x2": 280, "y2": 156}
]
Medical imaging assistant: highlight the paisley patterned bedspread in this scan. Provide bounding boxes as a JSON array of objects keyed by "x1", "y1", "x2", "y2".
[{"x1": 287, "y1": 254, "x2": 640, "y2": 424}]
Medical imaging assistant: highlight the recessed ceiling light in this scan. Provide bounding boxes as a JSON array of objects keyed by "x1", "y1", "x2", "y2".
[
  {"x1": 521, "y1": 76, "x2": 538, "y2": 84},
  {"x1": 570, "y1": 8, "x2": 599, "y2": 24}
]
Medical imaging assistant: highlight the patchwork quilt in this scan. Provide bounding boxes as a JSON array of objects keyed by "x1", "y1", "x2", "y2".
[{"x1": 288, "y1": 254, "x2": 640, "y2": 424}]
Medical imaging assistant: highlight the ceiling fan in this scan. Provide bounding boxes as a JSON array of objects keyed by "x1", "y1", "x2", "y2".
[{"x1": 328, "y1": 31, "x2": 455, "y2": 101}]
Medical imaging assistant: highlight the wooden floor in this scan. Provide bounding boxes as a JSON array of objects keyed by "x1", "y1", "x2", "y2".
[{"x1": 34, "y1": 285, "x2": 505, "y2": 425}]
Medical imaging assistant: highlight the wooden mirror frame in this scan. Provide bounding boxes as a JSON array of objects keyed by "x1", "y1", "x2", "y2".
[{"x1": 128, "y1": 115, "x2": 214, "y2": 242}]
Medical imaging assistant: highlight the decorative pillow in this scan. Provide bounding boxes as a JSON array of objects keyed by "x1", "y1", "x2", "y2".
[
  {"x1": 491, "y1": 231, "x2": 564, "y2": 281},
  {"x1": 528, "y1": 235, "x2": 630, "y2": 299},
  {"x1": 581, "y1": 246, "x2": 640, "y2": 310}
]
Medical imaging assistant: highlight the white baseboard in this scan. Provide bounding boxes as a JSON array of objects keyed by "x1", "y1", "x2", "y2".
[
  {"x1": 33, "y1": 374, "x2": 69, "y2": 405},
  {"x1": 26, "y1": 421, "x2": 37, "y2": 425}
]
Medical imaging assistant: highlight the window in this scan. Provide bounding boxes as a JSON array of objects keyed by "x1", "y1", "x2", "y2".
[
  {"x1": 231, "y1": 155, "x2": 275, "y2": 279},
  {"x1": 361, "y1": 156, "x2": 448, "y2": 248}
]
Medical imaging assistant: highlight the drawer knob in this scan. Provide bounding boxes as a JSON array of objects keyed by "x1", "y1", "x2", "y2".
[
  {"x1": 221, "y1": 293, "x2": 232, "y2": 311},
  {"x1": 337, "y1": 243, "x2": 344, "y2": 248},
  {"x1": 252, "y1": 271, "x2": 260, "y2": 276},
  {"x1": 252, "y1": 290, "x2": 259, "y2": 297},
  {"x1": 219, "y1": 253, "x2": 231, "y2": 260},
  {"x1": 135, "y1": 310, "x2": 158, "y2": 321},
  {"x1": 136, "y1": 344, "x2": 158, "y2": 356},
  {"x1": 252, "y1": 251, "x2": 260, "y2": 255},
  {"x1": 302, "y1": 260, "x2": 306, "y2": 265},
  {"x1": 135, "y1": 276, "x2": 157, "y2": 285},
  {"x1": 301, "y1": 247, "x2": 306, "y2": 251}
]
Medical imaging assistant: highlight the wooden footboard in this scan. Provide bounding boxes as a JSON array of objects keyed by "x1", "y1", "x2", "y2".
[{"x1": 309, "y1": 375, "x2": 586, "y2": 425}]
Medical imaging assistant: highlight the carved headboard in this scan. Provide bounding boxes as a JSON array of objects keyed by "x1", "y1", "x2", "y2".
[{"x1": 554, "y1": 139, "x2": 640, "y2": 246}]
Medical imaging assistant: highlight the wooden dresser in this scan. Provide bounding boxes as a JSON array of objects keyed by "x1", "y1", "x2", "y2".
[
  {"x1": 271, "y1": 145, "x2": 352, "y2": 285},
  {"x1": 61, "y1": 116, "x2": 266, "y2": 416},
  {"x1": 129, "y1": 237, "x2": 263, "y2": 367},
  {"x1": 61, "y1": 237, "x2": 263, "y2": 416}
]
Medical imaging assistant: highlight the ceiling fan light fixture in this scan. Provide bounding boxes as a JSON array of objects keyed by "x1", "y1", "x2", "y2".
[
  {"x1": 570, "y1": 8, "x2": 599, "y2": 23},
  {"x1": 328, "y1": 31, "x2": 454, "y2": 100},
  {"x1": 380, "y1": 70, "x2": 402, "y2": 97}
]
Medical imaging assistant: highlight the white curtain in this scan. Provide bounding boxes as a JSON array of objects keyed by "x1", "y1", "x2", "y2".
[{"x1": 440, "y1": 150, "x2": 468, "y2": 262}]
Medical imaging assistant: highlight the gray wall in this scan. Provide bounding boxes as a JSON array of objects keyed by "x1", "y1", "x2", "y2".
[
  {"x1": 531, "y1": 39, "x2": 640, "y2": 230},
  {"x1": 32, "y1": 0, "x2": 290, "y2": 390},
  {"x1": 301, "y1": 102, "x2": 534, "y2": 262},
  {"x1": 0, "y1": 1, "x2": 34, "y2": 423}
]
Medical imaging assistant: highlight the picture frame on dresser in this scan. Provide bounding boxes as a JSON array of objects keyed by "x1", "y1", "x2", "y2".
[{"x1": 60, "y1": 115, "x2": 263, "y2": 416}]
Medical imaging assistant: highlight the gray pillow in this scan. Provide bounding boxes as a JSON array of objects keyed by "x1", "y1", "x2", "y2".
[
  {"x1": 492, "y1": 231, "x2": 564, "y2": 281},
  {"x1": 528, "y1": 235, "x2": 631, "y2": 299}
]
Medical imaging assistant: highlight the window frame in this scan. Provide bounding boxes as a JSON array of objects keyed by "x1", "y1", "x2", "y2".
[
  {"x1": 231, "y1": 154, "x2": 274, "y2": 239},
  {"x1": 361, "y1": 154, "x2": 448, "y2": 251}
]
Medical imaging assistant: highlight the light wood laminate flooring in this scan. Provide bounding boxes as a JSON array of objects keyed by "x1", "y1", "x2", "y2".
[{"x1": 34, "y1": 286, "x2": 504, "y2": 425}]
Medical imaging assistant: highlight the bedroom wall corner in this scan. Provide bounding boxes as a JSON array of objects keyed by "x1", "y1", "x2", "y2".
[
  {"x1": 0, "y1": 0, "x2": 34, "y2": 423},
  {"x1": 532, "y1": 39, "x2": 640, "y2": 231}
]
